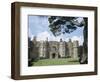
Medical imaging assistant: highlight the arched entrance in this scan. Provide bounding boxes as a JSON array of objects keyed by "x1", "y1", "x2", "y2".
[
  {"x1": 52, "y1": 53, "x2": 56, "y2": 58},
  {"x1": 49, "y1": 52, "x2": 58, "y2": 59}
]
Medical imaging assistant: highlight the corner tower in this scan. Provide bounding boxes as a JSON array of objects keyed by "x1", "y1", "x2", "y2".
[
  {"x1": 59, "y1": 39, "x2": 66, "y2": 58},
  {"x1": 67, "y1": 39, "x2": 73, "y2": 57},
  {"x1": 73, "y1": 41, "x2": 79, "y2": 59}
]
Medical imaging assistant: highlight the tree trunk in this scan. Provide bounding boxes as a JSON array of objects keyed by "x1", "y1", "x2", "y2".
[{"x1": 80, "y1": 18, "x2": 88, "y2": 64}]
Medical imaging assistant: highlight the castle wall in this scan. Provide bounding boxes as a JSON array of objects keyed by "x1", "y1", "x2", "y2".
[
  {"x1": 39, "y1": 41, "x2": 44, "y2": 58},
  {"x1": 30, "y1": 42, "x2": 39, "y2": 60},
  {"x1": 49, "y1": 41, "x2": 59, "y2": 59},
  {"x1": 39, "y1": 41, "x2": 48, "y2": 59},
  {"x1": 59, "y1": 41, "x2": 66, "y2": 58},
  {"x1": 30, "y1": 36, "x2": 80, "y2": 60},
  {"x1": 73, "y1": 41, "x2": 79, "y2": 59},
  {"x1": 67, "y1": 40, "x2": 73, "y2": 57}
]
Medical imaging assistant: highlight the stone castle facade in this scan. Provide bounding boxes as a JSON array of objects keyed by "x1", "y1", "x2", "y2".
[{"x1": 29, "y1": 36, "x2": 79, "y2": 60}]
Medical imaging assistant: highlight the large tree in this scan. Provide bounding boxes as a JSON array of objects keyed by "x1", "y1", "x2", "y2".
[{"x1": 48, "y1": 16, "x2": 88, "y2": 64}]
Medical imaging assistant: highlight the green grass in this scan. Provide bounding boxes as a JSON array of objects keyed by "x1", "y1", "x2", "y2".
[{"x1": 32, "y1": 58, "x2": 80, "y2": 66}]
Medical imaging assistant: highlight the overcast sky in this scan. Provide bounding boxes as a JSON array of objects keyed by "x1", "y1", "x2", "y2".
[{"x1": 28, "y1": 15, "x2": 84, "y2": 45}]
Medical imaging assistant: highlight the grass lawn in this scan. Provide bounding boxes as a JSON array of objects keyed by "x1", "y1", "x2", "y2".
[{"x1": 32, "y1": 58, "x2": 80, "y2": 66}]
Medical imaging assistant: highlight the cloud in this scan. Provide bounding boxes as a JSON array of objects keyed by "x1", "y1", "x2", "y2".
[
  {"x1": 37, "y1": 31, "x2": 51, "y2": 41},
  {"x1": 29, "y1": 16, "x2": 49, "y2": 35},
  {"x1": 50, "y1": 35, "x2": 62, "y2": 41},
  {"x1": 36, "y1": 31, "x2": 64, "y2": 41},
  {"x1": 32, "y1": 31, "x2": 83, "y2": 45},
  {"x1": 29, "y1": 16, "x2": 84, "y2": 46}
]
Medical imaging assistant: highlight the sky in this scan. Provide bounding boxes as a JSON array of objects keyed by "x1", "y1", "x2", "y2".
[{"x1": 28, "y1": 15, "x2": 84, "y2": 45}]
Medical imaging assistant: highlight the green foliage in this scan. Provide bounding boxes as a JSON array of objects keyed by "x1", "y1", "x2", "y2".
[{"x1": 48, "y1": 16, "x2": 86, "y2": 36}]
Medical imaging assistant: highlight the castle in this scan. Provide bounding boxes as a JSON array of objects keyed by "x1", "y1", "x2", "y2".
[{"x1": 28, "y1": 36, "x2": 79, "y2": 60}]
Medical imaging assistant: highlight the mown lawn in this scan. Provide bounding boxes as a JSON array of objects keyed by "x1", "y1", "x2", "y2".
[{"x1": 32, "y1": 58, "x2": 80, "y2": 66}]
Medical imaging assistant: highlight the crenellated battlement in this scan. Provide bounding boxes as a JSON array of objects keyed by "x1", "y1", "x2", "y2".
[{"x1": 30, "y1": 36, "x2": 80, "y2": 60}]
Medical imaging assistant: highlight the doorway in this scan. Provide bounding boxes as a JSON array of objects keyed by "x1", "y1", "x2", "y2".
[{"x1": 52, "y1": 53, "x2": 56, "y2": 58}]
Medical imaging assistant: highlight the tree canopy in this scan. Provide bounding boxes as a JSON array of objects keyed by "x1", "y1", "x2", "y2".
[{"x1": 48, "y1": 16, "x2": 87, "y2": 36}]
